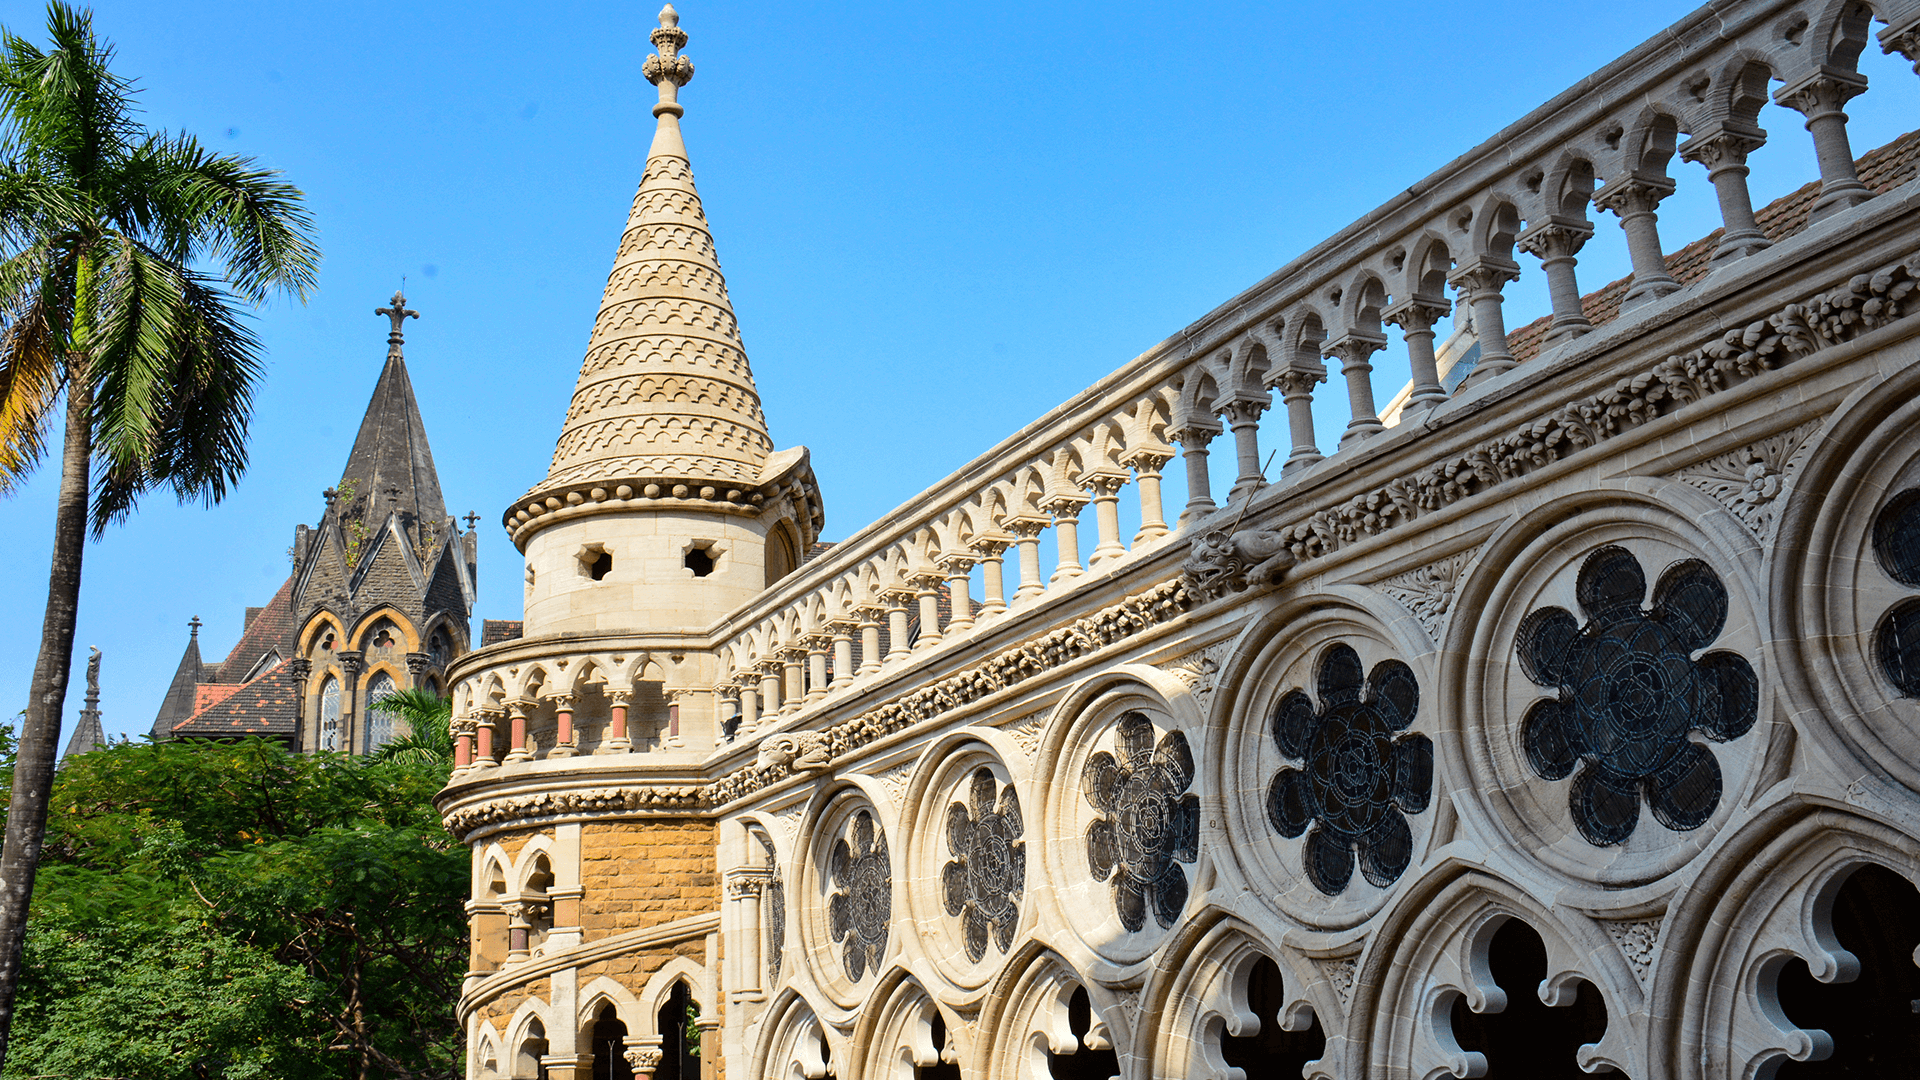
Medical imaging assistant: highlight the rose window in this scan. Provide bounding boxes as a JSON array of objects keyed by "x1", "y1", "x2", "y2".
[
  {"x1": 1516, "y1": 545, "x2": 1758, "y2": 846},
  {"x1": 942, "y1": 767, "x2": 1025, "y2": 962},
  {"x1": 1872, "y1": 488, "x2": 1920, "y2": 697},
  {"x1": 1266, "y1": 644, "x2": 1432, "y2": 895},
  {"x1": 826, "y1": 809, "x2": 891, "y2": 981},
  {"x1": 1084, "y1": 711, "x2": 1200, "y2": 932}
]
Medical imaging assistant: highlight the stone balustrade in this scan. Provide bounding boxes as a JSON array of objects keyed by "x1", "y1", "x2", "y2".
[{"x1": 702, "y1": 0, "x2": 1920, "y2": 726}]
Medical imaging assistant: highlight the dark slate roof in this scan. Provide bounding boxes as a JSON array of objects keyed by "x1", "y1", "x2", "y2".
[
  {"x1": 167, "y1": 659, "x2": 298, "y2": 741},
  {"x1": 210, "y1": 576, "x2": 298, "y2": 684},
  {"x1": 1507, "y1": 128, "x2": 1920, "y2": 363},
  {"x1": 482, "y1": 620, "x2": 525, "y2": 646},
  {"x1": 337, "y1": 348, "x2": 447, "y2": 544},
  {"x1": 150, "y1": 632, "x2": 204, "y2": 739},
  {"x1": 62, "y1": 709, "x2": 105, "y2": 759}
]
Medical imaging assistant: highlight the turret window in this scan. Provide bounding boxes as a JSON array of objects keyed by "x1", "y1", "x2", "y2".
[
  {"x1": 365, "y1": 671, "x2": 398, "y2": 752},
  {"x1": 579, "y1": 544, "x2": 613, "y2": 581},
  {"x1": 685, "y1": 541, "x2": 718, "y2": 578}
]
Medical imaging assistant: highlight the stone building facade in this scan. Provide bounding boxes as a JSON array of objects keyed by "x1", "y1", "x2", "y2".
[
  {"x1": 440, "y1": 2, "x2": 1920, "y2": 1077},
  {"x1": 153, "y1": 297, "x2": 479, "y2": 751}
]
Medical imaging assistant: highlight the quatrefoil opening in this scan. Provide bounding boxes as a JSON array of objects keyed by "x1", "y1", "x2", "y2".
[
  {"x1": 1266, "y1": 644, "x2": 1433, "y2": 895},
  {"x1": 1516, "y1": 545, "x2": 1758, "y2": 847}
]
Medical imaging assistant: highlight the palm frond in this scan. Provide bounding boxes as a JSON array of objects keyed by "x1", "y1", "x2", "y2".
[
  {"x1": 369, "y1": 689, "x2": 454, "y2": 765},
  {"x1": 88, "y1": 237, "x2": 261, "y2": 533},
  {"x1": 0, "y1": 3, "x2": 137, "y2": 189},
  {"x1": 142, "y1": 133, "x2": 319, "y2": 304},
  {"x1": 0, "y1": 238, "x2": 70, "y2": 495}
]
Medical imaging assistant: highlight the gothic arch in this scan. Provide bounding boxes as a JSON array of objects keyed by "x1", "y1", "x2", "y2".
[
  {"x1": 348, "y1": 605, "x2": 420, "y2": 652},
  {"x1": 578, "y1": 975, "x2": 646, "y2": 1036},
  {"x1": 976, "y1": 944, "x2": 1114, "y2": 1080},
  {"x1": 751, "y1": 989, "x2": 835, "y2": 1080},
  {"x1": 847, "y1": 969, "x2": 953, "y2": 1080},
  {"x1": 1136, "y1": 911, "x2": 1335, "y2": 1080},
  {"x1": 637, "y1": 956, "x2": 712, "y2": 1037}
]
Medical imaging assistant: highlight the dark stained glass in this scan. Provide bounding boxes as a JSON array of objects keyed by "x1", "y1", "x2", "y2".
[
  {"x1": 826, "y1": 809, "x2": 890, "y2": 981},
  {"x1": 1084, "y1": 712, "x2": 1200, "y2": 932},
  {"x1": 942, "y1": 767, "x2": 1025, "y2": 962}
]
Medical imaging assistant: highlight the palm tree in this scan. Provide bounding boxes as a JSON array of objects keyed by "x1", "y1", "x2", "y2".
[
  {"x1": 369, "y1": 687, "x2": 456, "y2": 768},
  {"x1": 0, "y1": 3, "x2": 319, "y2": 1058}
]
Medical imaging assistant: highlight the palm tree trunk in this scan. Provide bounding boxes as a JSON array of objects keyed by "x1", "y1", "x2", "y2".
[{"x1": 0, "y1": 261, "x2": 93, "y2": 1064}]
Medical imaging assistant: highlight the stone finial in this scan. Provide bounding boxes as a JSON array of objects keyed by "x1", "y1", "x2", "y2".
[
  {"x1": 188, "y1": 615, "x2": 202, "y2": 639},
  {"x1": 644, "y1": 5, "x2": 695, "y2": 104},
  {"x1": 375, "y1": 290, "x2": 419, "y2": 361}
]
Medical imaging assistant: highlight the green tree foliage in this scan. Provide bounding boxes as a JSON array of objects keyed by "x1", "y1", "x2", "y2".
[{"x1": 4, "y1": 734, "x2": 465, "y2": 1080}]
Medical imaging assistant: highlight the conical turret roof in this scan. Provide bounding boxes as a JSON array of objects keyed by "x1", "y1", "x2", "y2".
[
  {"x1": 536, "y1": 4, "x2": 774, "y2": 493},
  {"x1": 337, "y1": 292, "x2": 448, "y2": 544}
]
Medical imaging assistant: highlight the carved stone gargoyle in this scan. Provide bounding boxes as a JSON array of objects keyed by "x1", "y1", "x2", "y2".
[
  {"x1": 756, "y1": 730, "x2": 832, "y2": 774},
  {"x1": 1181, "y1": 527, "x2": 1297, "y2": 602}
]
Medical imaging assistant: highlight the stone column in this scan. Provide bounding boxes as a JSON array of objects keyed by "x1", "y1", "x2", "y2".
[
  {"x1": 1120, "y1": 449, "x2": 1173, "y2": 543},
  {"x1": 1679, "y1": 128, "x2": 1772, "y2": 264},
  {"x1": 404, "y1": 651, "x2": 432, "y2": 690},
  {"x1": 827, "y1": 621, "x2": 857, "y2": 688},
  {"x1": 1778, "y1": 72, "x2": 1872, "y2": 221},
  {"x1": 502, "y1": 900, "x2": 544, "y2": 962},
  {"x1": 1382, "y1": 298, "x2": 1449, "y2": 416},
  {"x1": 725, "y1": 872, "x2": 768, "y2": 1000},
  {"x1": 939, "y1": 557, "x2": 977, "y2": 632},
  {"x1": 288, "y1": 658, "x2": 312, "y2": 752},
  {"x1": 1005, "y1": 518, "x2": 1049, "y2": 604},
  {"x1": 802, "y1": 635, "x2": 831, "y2": 702},
  {"x1": 853, "y1": 605, "x2": 886, "y2": 676},
  {"x1": 1326, "y1": 332, "x2": 1388, "y2": 443},
  {"x1": 1043, "y1": 496, "x2": 1087, "y2": 583},
  {"x1": 779, "y1": 647, "x2": 805, "y2": 711},
  {"x1": 603, "y1": 687, "x2": 634, "y2": 752},
  {"x1": 1515, "y1": 219, "x2": 1595, "y2": 344},
  {"x1": 337, "y1": 650, "x2": 365, "y2": 755},
  {"x1": 1592, "y1": 177, "x2": 1682, "y2": 307},
  {"x1": 1222, "y1": 398, "x2": 1269, "y2": 499},
  {"x1": 451, "y1": 716, "x2": 477, "y2": 770},
  {"x1": 475, "y1": 706, "x2": 503, "y2": 766},
  {"x1": 1081, "y1": 474, "x2": 1130, "y2": 565},
  {"x1": 757, "y1": 661, "x2": 783, "y2": 717},
  {"x1": 548, "y1": 692, "x2": 578, "y2": 758},
  {"x1": 1168, "y1": 424, "x2": 1221, "y2": 523},
  {"x1": 736, "y1": 679, "x2": 760, "y2": 735},
  {"x1": 882, "y1": 588, "x2": 915, "y2": 663},
  {"x1": 968, "y1": 537, "x2": 1012, "y2": 619},
  {"x1": 1270, "y1": 365, "x2": 1326, "y2": 473},
  {"x1": 664, "y1": 688, "x2": 695, "y2": 747},
  {"x1": 505, "y1": 698, "x2": 535, "y2": 762},
  {"x1": 911, "y1": 573, "x2": 945, "y2": 648},
  {"x1": 541, "y1": 1056, "x2": 594, "y2": 1080},
  {"x1": 1447, "y1": 259, "x2": 1522, "y2": 384}
]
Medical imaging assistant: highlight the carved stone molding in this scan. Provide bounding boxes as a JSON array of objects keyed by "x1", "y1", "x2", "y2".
[
  {"x1": 1668, "y1": 419, "x2": 1821, "y2": 544},
  {"x1": 1604, "y1": 918, "x2": 1662, "y2": 986},
  {"x1": 1319, "y1": 957, "x2": 1358, "y2": 1008},
  {"x1": 1377, "y1": 546, "x2": 1481, "y2": 643},
  {"x1": 1001, "y1": 714, "x2": 1044, "y2": 762},
  {"x1": 444, "y1": 785, "x2": 704, "y2": 840},
  {"x1": 870, "y1": 761, "x2": 914, "y2": 806}
]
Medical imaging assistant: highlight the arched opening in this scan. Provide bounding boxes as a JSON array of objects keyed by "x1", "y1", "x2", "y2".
[
  {"x1": 1774, "y1": 864, "x2": 1920, "y2": 1077},
  {"x1": 1046, "y1": 986, "x2": 1119, "y2": 1080},
  {"x1": 589, "y1": 1003, "x2": 633, "y2": 1080},
  {"x1": 319, "y1": 675, "x2": 342, "y2": 751},
  {"x1": 522, "y1": 854, "x2": 555, "y2": 951},
  {"x1": 1445, "y1": 918, "x2": 1608, "y2": 1077},
  {"x1": 1219, "y1": 956, "x2": 1326, "y2": 1076},
  {"x1": 765, "y1": 524, "x2": 798, "y2": 587},
  {"x1": 514, "y1": 1019, "x2": 550, "y2": 1080},
  {"x1": 655, "y1": 982, "x2": 701, "y2": 1080},
  {"x1": 916, "y1": 1009, "x2": 960, "y2": 1080},
  {"x1": 365, "y1": 669, "x2": 398, "y2": 752}
]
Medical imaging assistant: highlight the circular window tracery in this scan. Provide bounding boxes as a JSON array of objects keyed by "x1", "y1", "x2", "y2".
[
  {"x1": 943, "y1": 767, "x2": 1024, "y2": 962},
  {"x1": 1871, "y1": 489, "x2": 1920, "y2": 698},
  {"x1": 1515, "y1": 545, "x2": 1758, "y2": 846},
  {"x1": 1083, "y1": 711, "x2": 1199, "y2": 932},
  {"x1": 826, "y1": 808, "x2": 891, "y2": 982},
  {"x1": 1266, "y1": 643, "x2": 1432, "y2": 894}
]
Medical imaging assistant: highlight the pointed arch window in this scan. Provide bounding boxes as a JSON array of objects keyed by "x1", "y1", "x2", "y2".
[
  {"x1": 365, "y1": 671, "x2": 398, "y2": 752},
  {"x1": 320, "y1": 676, "x2": 341, "y2": 751}
]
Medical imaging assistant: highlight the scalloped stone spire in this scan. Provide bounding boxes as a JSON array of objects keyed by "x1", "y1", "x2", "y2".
[{"x1": 534, "y1": 4, "x2": 773, "y2": 495}]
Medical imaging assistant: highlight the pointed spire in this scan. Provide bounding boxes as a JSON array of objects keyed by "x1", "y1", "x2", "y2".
[
  {"x1": 333, "y1": 296, "x2": 448, "y2": 548},
  {"x1": 151, "y1": 623, "x2": 203, "y2": 739},
  {"x1": 64, "y1": 646, "x2": 106, "y2": 759},
  {"x1": 532, "y1": 4, "x2": 774, "y2": 497}
]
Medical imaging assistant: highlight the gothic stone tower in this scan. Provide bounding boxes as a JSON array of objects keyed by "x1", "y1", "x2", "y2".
[
  {"x1": 440, "y1": 7, "x2": 821, "y2": 1076},
  {"x1": 155, "y1": 297, "x2": 479, "y2": 749}
]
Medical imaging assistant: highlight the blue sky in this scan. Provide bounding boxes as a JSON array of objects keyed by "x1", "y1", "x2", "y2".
[{"x1": 3, "y1": 1, "x2": 1916, "y2": 743}]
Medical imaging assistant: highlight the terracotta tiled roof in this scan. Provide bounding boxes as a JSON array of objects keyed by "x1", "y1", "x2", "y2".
[
  {"x1": 209, "y1": 576, "x2": 298, "y2": 684},
  {"x1": 168, "y1": 660, "x2": 298, "y2": 740},
  {"x1": 193, "y1": 683, "x2": 244, "y2": 712},
  {"x1": 482, "y1": 620, "x2": 525, "y2": 647},
  {"x1": 1507, "y1": 128, "x2": 1920, "y2": 363}
]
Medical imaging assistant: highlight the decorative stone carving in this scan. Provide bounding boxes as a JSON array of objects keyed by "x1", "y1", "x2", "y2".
[
  {"x1": 1161, "y1": 640, "x2": 1233, "y2": 714},
  {"x1": 1001, "y1": 714, "x2": 1044, "y2": 762},
  {"x1": 1269, "y1": 252, "x2": 1920, "y2": 564},
  {"x1": 942, "y1": 767, "x2": 1025, "y2": 962},
  {"x1": 1670, "y1": 420, "x2": 1820, "y2": 543},
  {"x1": 1084, "y1": 712, "x2": 1200, "y2": 932},
  {"x1": 826, "y1": 809, "x2": 891, "y2": 981},
  {"x1": 709, "y1": 580, "x2": 1191, "y2": 808},
  {"x1": 1604, "y1": 918, "x2": 1662, "y2": 986},
  {"x1": 1182, "y1": 527, "x2": 1296, "y2": 602},
  {"x1": 1378, "y1": 547, "x2": 1480, "y2": 643},
  {"x1": 624, "y1": 1046, "x2": 664, "y2": 1072},
  {"x1": 1267, "y1": 645, "x2": 1432, "y2": 894},
  {"x1": 1871, "y1": 487, "x2": 1920, "y2": 697},
  {"x1": 1516, "y1": 546, "x2": 1758, "y2": 846},
  {"x1": 756, "y1": 730, "x2": 831, "y2": 773},
  {"x1": 871, "y1": 761, "x2": 914, "y2": 806},
  {"x1": 1319, "y1": 957, "x2": 1358, "y2": 1008},
  {"x1": 442, "y1": 785, "x2": 704, "y2": 840}
]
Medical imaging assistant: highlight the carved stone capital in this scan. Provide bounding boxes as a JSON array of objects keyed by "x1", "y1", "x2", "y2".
[
  {"x1": 1078, "y1": 469, "x2": 1131, "y2": 498},
  {"x1": 1002, "y1": 515, "x2": 1051, "y2": 540},
  {"x1": 825, "y1": 618, "x2": 861, "y2": 638},
  {"x1": 1383, "y1": 297, "x2": 1450, "y2": 333},
  {"x1": 966, "y1": 531, "x2": 1015, "y2": 558},
  {"x1": 1592, "y1": 175, "x2": 1676, "y2": 216},
  {"x1": 1269, "y1": 366, "x2": 1328, "y2": 398},
  {"x1": 851, "y1": 604, "x2": 889, "y2": 624},
  {"x1": 288, "y1": 658, "x2": 313, "y2": 684},
  {"x1": 1039, "y1": 494, "x2": 1088, "y2": 519},
  {"x1": 625, "y1": 1047, "x2": 665, "y2": 1072},
  {"x1": 450, "y1": 716, "x2": 481, "y2": 739},
  {"x1": 546, "y1": 691, "x2": 576, "y2": 711},
  {"x1": 1163, "y1": 422, "x2": 1221, "y2": 448},
  {"x1": 1323, "y1": 331, "x2": 1388, "y2": 368},
  {"x1": 1220, "y1": 397, "x2": 1270, "y2": 426},
  {"x1": 1678, "y1": 127, "x2": 1767, "y2": 170},
  {"x1": 1884, "y1": 27, "x2": 1920, "y2": 74},
  {"x1": 937, "y1": 554, "x2": 978, "y2": 575},
  {"x1": 606, "y1": 686, "x2": 634, "y2": 707},
  {"x1": 798, "y1": 633, "x2": 832, "y2": 652},
  {"x1": 1118, "y1": 446, "x2": 1174, "y2": 474},
  {"x1": 1447, "y1": 259, "x2": 1521, "y2": 299},
  {"x1": 336, "y1": 650, "x2": 366, "y2": 677},
  {"x1": 1776, "y1": 71, "x2": 1867, "y2": 119},
  {"x1": 1516, "y1": 219, "x2": 1595, "y2": 261},
  {"x1": 500, "y1": 900, "x2": 548, "y2": 924},
  {"x1": 404, "y1": 651, "x2": 432, "y2": 676}
]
